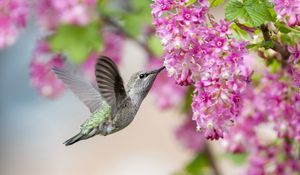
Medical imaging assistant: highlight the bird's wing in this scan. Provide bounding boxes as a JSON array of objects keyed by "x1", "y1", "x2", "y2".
[
  {"x1": 95, "y1": 56, "x2": 127, "y2": 113},
  {"x1": 53, "y1": 66, "x2": 102, "y2": 113}
]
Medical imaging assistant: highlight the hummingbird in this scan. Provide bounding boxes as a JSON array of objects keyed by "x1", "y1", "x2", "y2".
[{"x1": 53, "y1": 56, "x2": 165, "y2": 146}]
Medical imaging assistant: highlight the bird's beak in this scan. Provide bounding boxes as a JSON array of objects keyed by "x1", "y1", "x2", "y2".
[{"x1": 149, "y1": 66, "x2": 165, "y2": 75}]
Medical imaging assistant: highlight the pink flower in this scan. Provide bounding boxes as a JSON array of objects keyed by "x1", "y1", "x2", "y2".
[
  {"x1": 30, "y1": 40, "x2": 65, "y2": 99},
  {"x1": 288, "y1": 43, "x2": 300, "y2": 64},
  {"x1": 274, "y1": 0, "x2": 300, "y2": 26},
  {"x1": 152, "y1": 0, "x2": 251, "y2": 140},
  {"x1": 223, "y1": 71, "x2": 300, "y2": 174},
  {"x1": 215, "y1": 19, "x2": 231, "y2": 36},
  {"x1": 247, "y1": 143, "x2": 300, "y2": 175},
  {"x1": 36, "y1": 0, "x2": 97, "y2": 30},
  {"x1": 0, "y1": 0, "x2": 28, "y2": 48}
]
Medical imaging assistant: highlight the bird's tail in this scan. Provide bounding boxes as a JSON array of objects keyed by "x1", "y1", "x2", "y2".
[{"x1": 64, "y1": 133, "x2": 84, "y2": 146}]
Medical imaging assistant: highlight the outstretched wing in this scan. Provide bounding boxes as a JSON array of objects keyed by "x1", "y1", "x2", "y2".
[
  {"x1": 53, "y1": 66, "x2": 102, "y2": 113},
  {"x1": 95, "y1": 56, "x2": 127, "y2": 110}
]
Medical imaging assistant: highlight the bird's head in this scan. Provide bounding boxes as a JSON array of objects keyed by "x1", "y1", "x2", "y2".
[{"x1": 127, "y1": 66, "x2": 165, "y2": 103}]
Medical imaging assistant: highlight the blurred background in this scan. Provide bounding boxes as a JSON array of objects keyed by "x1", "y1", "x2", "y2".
[
  {"x1": 0, "y1": 1, "x2": 233, "y2": 175},
  {"x1": 0, "y1": 19, "x2": 193, "y2": 175}
]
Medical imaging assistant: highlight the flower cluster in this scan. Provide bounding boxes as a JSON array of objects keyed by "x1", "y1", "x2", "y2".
[
  {"x1": 36, "y1": 0, "x2": 97, "y2": 30},
  {"x1": 152, "y1": 0, "x2": 251, "y2": 139},
  {"x1": 223, "y1": 70, "x2": 300, "y2": 174},
  {"x1": 30, "y1": 40, "x2": 65, "y2": 99},
  {"x1": 274, "y1": 0, "x2": 300, "y2": 26},
  {"x1": 247, "y1": 141, "x2": 300, "y2": 175},
  {"x1": 0, "y1": 0, "x2": 28, "y2": 49}
]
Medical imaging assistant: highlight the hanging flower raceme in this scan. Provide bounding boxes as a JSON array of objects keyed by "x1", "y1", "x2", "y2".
[
  {"x1": 247, "y1": 141, "x2": 300, "y2": 175},
  {"x1": 0, "y1": 0, "x2": 29, "y2": 49},
  {"x1": 35, "y1": 0, "x2": 97, "y2": 30},
  {"x1": 30, "y1": 40, "x2": 65, "y2": 99},
  {"x1": 151, "y1": 0, "x2": 251, "y2": 140},
  {"x1": 273, "y1": 0, "x2": 300, "y2": 26},
  {"x1": 223, "y1": 70, "x2": 300, "y2": 174}
]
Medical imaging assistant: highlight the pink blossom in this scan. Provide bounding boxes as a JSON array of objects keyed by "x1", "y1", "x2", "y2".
[
  {"x1": 35, "y1": 0, "x2": 97, "y2": 30},
  {"x1": 274, "y1": 0, "x2": 300, "y2": 26},
  {"x1": 30, "y1": 40, "x2": 65, "y2": 99},
  {"x1": 0, "y1": 0, "x2": 28, "y2": 48},
  {"x1": 247, "y1": 143, "x2": 300, "y2": 175},
  {"x1": 288, "y1": 43, "x2": 300, "y2": 64},
  {"x1": 224, "y1": 71, "x2": 300, "y2": 174},
  {"x1": 152, "y1": 0, "x2": 251, "y2": 140}
]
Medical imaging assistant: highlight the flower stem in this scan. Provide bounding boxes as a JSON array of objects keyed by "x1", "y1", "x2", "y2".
[
  {"x1": 260, "y1": 24, "x2": 290, "y2": 66},
  {"x1": 204, "y1": 143, "x2": 221, "y2": 175},
  {"x1": 102, "y1": 17, "x2": 154, "y2": 57}
]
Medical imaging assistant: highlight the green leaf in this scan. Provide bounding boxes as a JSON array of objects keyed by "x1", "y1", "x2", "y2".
[
  {"x1": 176, "y1": 151, "x2": 210, "y2": 175},
  {"x1": 185, "y1": 152, "x2": 210, "y2": 174},
  {"x1": 230, "y1": 23, "x2": 252, "y2": 40},
  {"x1": 186, "y1": 0, "x2": 197, "y2": 6},
  {"x1": 223, "y1": 153, "x2": 248, "y2": 165},
  {"x1": 246, "y1": 41, "x2": 274, "y2": 49},
  {"x1": 49, "y1": 23, "x2": 102, "y2": 64},
  {"x1": 122, "y1": 0, "x2": 151, "y2": 38},
  {"x1": 209, "y1": 0, "x2": 224, "y2": 7},
  {"x1": 123, "y1": 15, "x2": 144, "y2": 38},
  {"x1": 251, "y1": 72, "x2": 262, "y2": 85},
  {"x1": 131, "y1": 0, "x2": 151, "y2": 10},
  {"x1": 181, "y1": 87, "x2": 194, "y2": 113},
  {"x1": 225, "y1": 0, "x2": 273, "y2": 27},
  {"x1": 280, "y1": 34, "x2": 292, "y2": 45},
  {"x1": 276, "y1": 22, "x2": 293, "y2": 33},
  {"x1": 268, "y1": 59, "x2": 281, "y2": 73},
  {"x1": 147, "y1": 36, "x2": 163, "y2": 56}
]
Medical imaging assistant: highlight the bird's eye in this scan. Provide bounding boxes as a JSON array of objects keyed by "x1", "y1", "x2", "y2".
[{"x1": 139, "y1": 74, "x2": 146, "y2": 79}]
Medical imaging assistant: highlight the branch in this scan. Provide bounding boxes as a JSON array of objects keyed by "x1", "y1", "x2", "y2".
[
  {"x1": 102, "y1": 17, "x2": 154, "y2": 58},
  {"x1": 260, "y1": 24, "x2": 291, "y2": 66},
  {"x1": 204, "y1": 143, "x2": 221, "y2": 175}
]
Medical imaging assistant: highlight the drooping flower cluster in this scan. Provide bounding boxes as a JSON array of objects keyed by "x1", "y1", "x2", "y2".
[
  {"x1": 223, "y1": 70, "x2": 300, "y2": 174},
  {"x1": 0, "y1": 0, "x2": 29, "y2": 49},
  {"x1": 152, "y1": 0, "x2": 251, "y2": 139},
  {"x1": 35, "y1": 0, "x2": 97, "y2": 30},
  {"x1": 261, "y1": 72, "x2": 300, "y2": 142},
  {"x1": 246, "y1": 140, "x2": 300, "y2": 175},
  {"x1": 148, "y1": 58, "x2": 187, "y2": 109},
  {"x1": 273, "y1": 0, "x2": 300, "y2": 26},
  {"x1": 30, "y1": 40, "x2": 65, "y2": 99}
]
